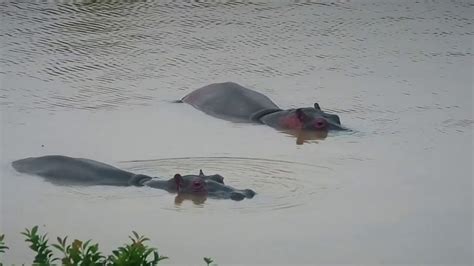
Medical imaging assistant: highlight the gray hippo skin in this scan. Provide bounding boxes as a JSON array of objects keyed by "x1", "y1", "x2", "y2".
[
  {"x1": 12, "y1": 155, "x2": 255, "y2": 201},
  {"x1": 181, "y1": 82, "x2": 346, "y2": 131}
]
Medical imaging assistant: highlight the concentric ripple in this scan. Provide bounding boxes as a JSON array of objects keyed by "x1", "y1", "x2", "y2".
[{"x1": 112, "y1": 157, "x2": 339, "y2": 212}]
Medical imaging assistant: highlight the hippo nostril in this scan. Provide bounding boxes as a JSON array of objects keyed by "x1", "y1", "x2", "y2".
[
  {"x1": 243, "y1": 189, "x2": 256, "y2": 198},
  {"x1": 192, "y1": 180, "x2": 204, "y2": 189},
  {"x1": 314, "y1": 118, "x2": 327, "y2": 129},
  {"x1": 230, "y1": 192, "x2": 245, "y2": 201}
]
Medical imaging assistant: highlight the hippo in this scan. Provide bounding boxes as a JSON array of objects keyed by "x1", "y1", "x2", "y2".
[
  {"x1": 179, "y1": 82, "x2": 346, "y2": 132},
  {"x1": 11, "y1": 155, "x2": 255, "y2": 202}
]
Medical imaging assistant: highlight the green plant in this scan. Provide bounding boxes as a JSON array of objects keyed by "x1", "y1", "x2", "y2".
[
  {"x1": 14, "y1": 226, "x2": 213, "y2": 265},
  {"x1": 0, "y1": 234, "x2": 8, "y2": 254},
  {"x1": 21, "y1": 226, "x2": 58, "y2": 265},
  {"x1": 107, "y1": 231, "x2": 168, "y2": 265},
  {"x1": 52, "y1": 236, "x2": 105, "y2": 265},
  {"x1": 204, "y1": 257, "x2": 214, "y2": 266},
  {"x1": 0, "y1": 233, "x2": 9, "y2": 266}
]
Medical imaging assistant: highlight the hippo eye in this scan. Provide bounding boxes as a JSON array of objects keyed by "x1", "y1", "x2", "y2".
[{"x1": 193, "y1": 181, "x2": 202, "y2": 187}]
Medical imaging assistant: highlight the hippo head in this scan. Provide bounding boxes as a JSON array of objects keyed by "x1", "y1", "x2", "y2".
[
  {"x1": 168, "y1": 170, "x2": 255, "y2": 202},
  {"x1": 290, "y1": 103, "x2": 344, "y2": 131},
  {"x1": 261, "y1": 103, "x2": 344, "y2": 131}
]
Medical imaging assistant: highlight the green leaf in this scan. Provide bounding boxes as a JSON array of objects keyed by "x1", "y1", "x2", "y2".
[
  {"x1": 31, "y1": 226, "x2": 38, "y2": 236},
  {"x1": 132, "y1": 231, "x2": 139, "y2": 240},
  {"x1": 83, "y1": 239, "x2": 91, "y2": 248},
  {"x1": 51, "y1": 243, "x2": 64, "y2": 252},
  {"x1": 204, "y1": 257, "x2": 214, "y2": 265}
]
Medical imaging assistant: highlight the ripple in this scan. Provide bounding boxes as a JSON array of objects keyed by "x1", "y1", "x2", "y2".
[
  {"x1": 1, "y1": 0, "x2": 472, "y2": 112},
  {"x1": 110, "y1": 157, "x2": 339, "y2": 213}
]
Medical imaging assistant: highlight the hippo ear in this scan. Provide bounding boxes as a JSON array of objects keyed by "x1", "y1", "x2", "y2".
[
  {"x1": 314, "y1": 103, "x2": 321, "y2": 110},
  {"x1": 173, "y1": 174, "x2": 184, "y2": 190},
  {"x1": 199, "y1": 169, "x2": 204, "y2": 176},
  {"x1": 296, "y1": 108, "x2": 308, "y2": 122}
]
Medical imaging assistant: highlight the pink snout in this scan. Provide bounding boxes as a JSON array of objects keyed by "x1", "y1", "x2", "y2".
[
  {"x1": 192, "y1": 179, "x2": 206, "y2": 192},
  {"x1": 314, "y1": 118, "x2": 328, "y2": 130}
]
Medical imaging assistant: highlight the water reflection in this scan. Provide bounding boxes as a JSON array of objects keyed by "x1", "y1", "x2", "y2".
[
  {"x1": 281, "y1": 129, "x2": 328, "y2": 144},
  {"x1": 174, "y1": 193, "x2": 207, "y2": 205}
]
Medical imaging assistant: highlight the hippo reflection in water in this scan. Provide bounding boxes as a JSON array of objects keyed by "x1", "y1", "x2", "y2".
[
  {"x1": 179, "y1": 82, "x2": 347, "y2": 141},
  {"x1": 12, "y1": 155, "x2": 255, "y2": 202}
]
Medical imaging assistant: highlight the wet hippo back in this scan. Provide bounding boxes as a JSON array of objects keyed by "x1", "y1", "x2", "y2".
[
  {"x1": 181, "y1": 82, "x2": 279, "y2": 122},
  {"x1": 12, "y1": 155, "x2": 135, "y2": 186}
]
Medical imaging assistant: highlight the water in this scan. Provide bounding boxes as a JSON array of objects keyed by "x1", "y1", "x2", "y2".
[{"x1": 1, "y1": 0, "x2": 472, "y2": 264}]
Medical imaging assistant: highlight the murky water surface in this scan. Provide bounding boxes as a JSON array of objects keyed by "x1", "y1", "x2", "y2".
[{"x1": 1, "y1": 0, "x2": 472, "y2": 264}]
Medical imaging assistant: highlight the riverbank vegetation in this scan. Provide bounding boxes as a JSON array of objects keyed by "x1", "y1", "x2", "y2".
[{"x1": 0, "y1": 227, "x2": 215, "y2": 265}]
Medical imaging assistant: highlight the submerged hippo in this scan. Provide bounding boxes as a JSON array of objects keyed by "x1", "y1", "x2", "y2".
[
  {"x1": 12, "y1": 155, "x2": 255, "y2": 202},
  {"x1": 179, "y1": 82, "x2": 346, "y2": 132}
]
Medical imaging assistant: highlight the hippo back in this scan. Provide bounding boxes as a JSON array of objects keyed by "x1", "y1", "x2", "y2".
[
  {"x1": 12, "y1": 155, "x2": 134, "y2": 186},
  {"x1": 182, "y1": 82, "x2": 279, "y2": 122}
]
